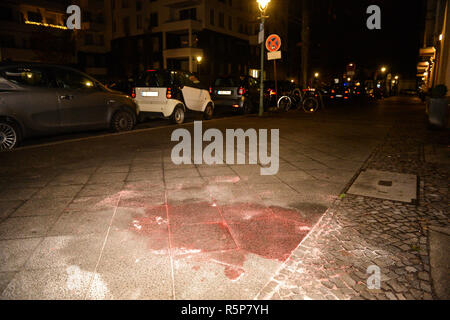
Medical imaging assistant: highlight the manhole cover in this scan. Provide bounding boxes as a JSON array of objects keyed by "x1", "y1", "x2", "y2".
[{"x1": 347, "y1": 169, "x2": 417, "y2": 203}]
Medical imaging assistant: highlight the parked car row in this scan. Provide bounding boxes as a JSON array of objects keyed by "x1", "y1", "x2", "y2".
[{"x1": 0, "y1": 62, "x2": 305, "y2": 151}]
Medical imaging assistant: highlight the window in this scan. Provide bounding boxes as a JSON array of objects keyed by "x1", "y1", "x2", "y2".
[
  {"x1": 27, "y1": 11, "x2": 42, "y2": 23},
  {"x1": 228, "y1": 16, "x2": 232, "y2": 30},
  {"x1": 219, "y1": 12, "x2": 224, "y2": 28},
  {"x1": 0, "y1": 35, "x2": 15, "y2": 48},
  {"x1": 137, "y1": 15, "x2": 142, "y2": 29},
  {"x1": 123, "y1": 16, "x2": 130, "y2": 35},
  {"x1": 1, "y1": 67, "x2": 51, "y2": 87},
  {"x1": 150, "y1": 12, "x2": 158, "y2": 27},
  {"x1": 84, "y1": 33, "x2": 94, "y2": 45},
  {"x1": 0, "y1": 6, "x2": 13, "y2": 21},
  {"x1": 53, "y1": 68, "x2": 97, "y2": 90},
  {"x1": 136, "y1": 71, "x2": 170, "y2": 87},
  {"x1": 152, "y1": 37, "x2": 159, "y2": 51},
  {"x1": 180, "y1": 8, "x2": 196, "y2": 20},
  {"x1": 112, "y1": 20, "x2": 116, "y2": 32},
  {"x1": 136, "y1": 0, "x2": 142, "y2": 11},
  {"x1": 210, "y1": 9, "x2": 214, "y2": 25},
  {"x1": 122, "y1": 0, "x2": 130, "y2": 8},
  {"x1": 182, "y1": 72, "x2": 200, "y2": 87},
  {"x1": 111, "y1": 0, "x2": 115, "y2": 9}
]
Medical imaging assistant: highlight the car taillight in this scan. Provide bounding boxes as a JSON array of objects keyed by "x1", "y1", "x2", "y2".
[
  {"x1": 331, "y1": 89, "x2": 335, "y2": 93},
  {"x1": 166, "y1": 87, "x2": 172, "y2": 99},
  {"x1": 132, "y1": 88, "x2": 136, "y2": 98},
  {"x1": 238, "y1": 87, "x2": 246, "y2": 95},
  {"x1": 269, "y1": 89, "x2": 276, "y2": 95}
]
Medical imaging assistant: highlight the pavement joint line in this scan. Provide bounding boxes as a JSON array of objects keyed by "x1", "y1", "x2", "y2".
[
  {"x1": 81, "y1": 160, "x2": 122, "y2": 300},
  {"x1": 164, "y1": 190, "x2": 176, "y2": 300},
  {"x1": 278, "y1": 156, "x2": 318, "y2": 180},
  {"x1": 84, "y1": 191, "x2": 122, "y2": 300},
  {"x1": 11, "y1": 114, "x2": 247, "y2": 152}
]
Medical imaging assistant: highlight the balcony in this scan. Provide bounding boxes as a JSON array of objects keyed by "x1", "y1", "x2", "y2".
[
  {"x1": 153, "y1": 19, "x2": 202, "y2": 33},
  {"x1": 162, "y1": 0, "x2": 201, "y2": 8},
  {"x1": 163, "y1": 47, "x2": 203, "y2": 59}
]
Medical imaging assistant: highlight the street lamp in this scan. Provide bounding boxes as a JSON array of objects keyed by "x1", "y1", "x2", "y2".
[
  {"x1": 314, "y1": 72, "x2": 319, "y2": 78},
  {"x1": 196, "y1": 56, "x2": 202, "y2": 75},
  {"x1": 381, "y1": 66, "x2": 387, "y2": 73},
  {"x1": 257, "y1": 0, "x2": 270, "y2": 116}
]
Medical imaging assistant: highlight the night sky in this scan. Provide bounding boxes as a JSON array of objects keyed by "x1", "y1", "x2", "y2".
[{"x1": 305, "y1": 0, "x2": 424, "y2": 79}]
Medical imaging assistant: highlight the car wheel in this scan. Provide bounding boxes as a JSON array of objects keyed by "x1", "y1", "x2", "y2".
[
  {"x1": 0, "y1": 121, "x2": 20, "y2": 151},
  {"x1": 111, "y1": 109, "x2": 135, "y2": 132},
  {"x1": 203, "y1": 103, "x2": 214, "y2": 120},
  {"x1": 171, "y1": 105, "x2": 185, "y2": 124}
]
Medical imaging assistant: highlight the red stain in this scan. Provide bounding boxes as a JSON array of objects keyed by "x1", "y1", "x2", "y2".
[
  {"x1": 224, "y1": 266, "x2": 245, "y2": 280},
  {"x1": 125, "y1": 200, "x2": 318, "y2": 281}
]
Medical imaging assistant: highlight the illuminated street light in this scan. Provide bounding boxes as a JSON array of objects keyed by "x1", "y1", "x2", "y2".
[
  {"x1": 381, "y1": 67, "x2": 387, "y2": 73},
  {"x1": 257, "y1": 0, "x2": 271, "y2": 11},
  {"x1": 257, "y1": 0, "x2": 270, "y2": 117},
  {"x1": 347, "y1": 77, "x2": 351, "y2": 82},
  {"x1": 196, "y1": 56, "x2": 202, "y2": 63},
  {"x1": 395, "y1": 75, "x2": 399, "y2": 80},
  {"x1": 314, "y1": 72, "x2": 319, "y2": 78}
]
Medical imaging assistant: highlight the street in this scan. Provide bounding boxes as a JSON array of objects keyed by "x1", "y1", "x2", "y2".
[{"x1": 0, "y1": 96, "x2": 447, "y2": 300}]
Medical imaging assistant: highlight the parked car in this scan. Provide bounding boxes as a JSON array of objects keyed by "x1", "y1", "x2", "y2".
[
  {"x1": 329, "y1": 85, "x2": 351, "y2": 101},
  {"x1": 133, "y1": 69, "x2": 214, "y2": 124},
  {"x1": 0, "y1": 63, "x2": 138, "y2": 151},
  {"x1": 210, "y1": 75, "x2": 260, "y2": 114}
]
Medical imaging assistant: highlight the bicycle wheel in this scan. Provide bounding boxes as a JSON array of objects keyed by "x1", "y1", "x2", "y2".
[
  {"x1": 302, "y1": 97, "x2": 320, "y2": 113},
  {"x1": 277, "y1": 96, "x2": 292, "y2": 111}
]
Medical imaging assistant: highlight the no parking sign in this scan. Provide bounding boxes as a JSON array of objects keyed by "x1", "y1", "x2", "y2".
[{"x1": 266, "y1": 34, "x2": 281, "y2": 52}]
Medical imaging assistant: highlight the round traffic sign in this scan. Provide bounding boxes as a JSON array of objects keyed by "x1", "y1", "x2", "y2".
[{"x1": 266, "y1": 34, "x2": 281, "y2": 52}]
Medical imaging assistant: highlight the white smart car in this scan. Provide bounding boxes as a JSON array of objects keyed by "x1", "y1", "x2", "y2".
[{"x1": 133, "y1": 69, "x2": 214, "y2": 124}]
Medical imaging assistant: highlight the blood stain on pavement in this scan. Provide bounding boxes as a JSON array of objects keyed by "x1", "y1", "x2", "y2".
[{"x1": 127, "y1": 201, "x2": 320, "y2": 281}]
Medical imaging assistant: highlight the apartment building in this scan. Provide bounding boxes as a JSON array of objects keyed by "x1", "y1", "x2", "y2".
[
  {"x1": 0, "y1": 0, "x2": 76, "y2": 64},
  {"x1": 73, "y1": 0, "x2": 112, "y2": 79},
  {"x1": 418, "y1": 0, "x2": 450, "y2": 94},
  {"x1": 107, "y1": 0, "x2": 257, "y2": 81}
]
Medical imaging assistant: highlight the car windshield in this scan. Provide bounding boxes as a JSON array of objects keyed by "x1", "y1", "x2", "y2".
[
  {"x1": 136, "y1": 70, "x2": 171, "y2": 87},
  {"x1": 214, "y1": 77, "x2": 239, "y2": 87}
]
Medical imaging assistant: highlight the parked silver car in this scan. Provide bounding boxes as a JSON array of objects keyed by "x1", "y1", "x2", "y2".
[{"x1": 0, "y1": 63, "x2": 138, "y2": 150}]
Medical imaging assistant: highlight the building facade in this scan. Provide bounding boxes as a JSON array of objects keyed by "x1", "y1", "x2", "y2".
[
  {"x1": 0, "y1": 0, "x2": 76, "y2": 65},
  {"x1": 418, "y1": 0, "x2": 450, "y2": 95}
]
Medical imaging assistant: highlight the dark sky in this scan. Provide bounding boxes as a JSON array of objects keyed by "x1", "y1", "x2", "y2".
[{"x1": 304, "y1": 0, "x2": 424, "y2": 79}]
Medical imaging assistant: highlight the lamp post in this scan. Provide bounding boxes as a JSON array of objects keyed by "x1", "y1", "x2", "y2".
[{"x1": 257, "y1": 0, "x2": 270, "y2": 117}]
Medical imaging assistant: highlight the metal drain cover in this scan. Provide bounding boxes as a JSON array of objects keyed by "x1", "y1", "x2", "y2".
[{"x1": 348, "y1": 169, "x2": 417, "y2": 203}]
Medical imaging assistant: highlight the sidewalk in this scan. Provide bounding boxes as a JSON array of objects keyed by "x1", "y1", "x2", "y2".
[
  {"x1": 0, "y1": 97, "x2": 447, "y2": 299},
  {"x1": 257, "y1": 102, "x2": 449, "y2": 300}
]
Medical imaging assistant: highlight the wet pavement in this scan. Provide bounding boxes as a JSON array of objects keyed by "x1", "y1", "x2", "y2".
[{"x1": 0, "y1": 96, "x2": 447, "y2": 299}]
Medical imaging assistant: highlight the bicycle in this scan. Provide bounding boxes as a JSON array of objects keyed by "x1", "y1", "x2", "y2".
[{"x1": 277, "y1": 89, "x2": 321, "y2": 113}]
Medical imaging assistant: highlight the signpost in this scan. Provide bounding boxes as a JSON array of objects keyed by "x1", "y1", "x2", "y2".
[
  {"x1": 266, "y1": 34, "x2": 282, "y2": 104},
  {"x1": 258, "y1": 23, "x2": 264, "y2": 44}
]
